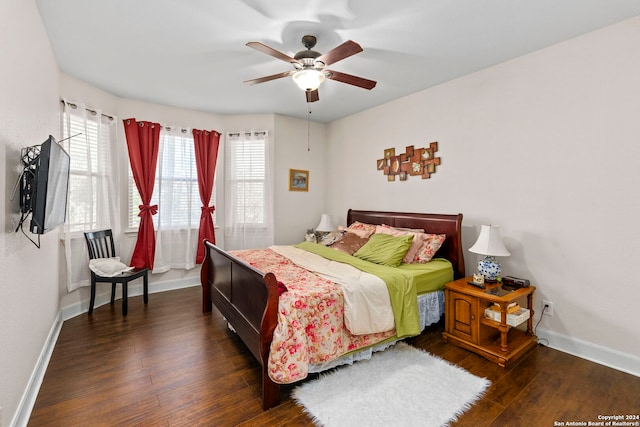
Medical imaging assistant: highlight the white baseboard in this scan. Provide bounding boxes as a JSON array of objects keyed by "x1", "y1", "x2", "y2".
[
  {"x1": 60, "y1": 277, "x2": 200, "y2": 321},
  {"x1": 537, "y1": 327, "x2": 640, "y2": 378},
  {"x1": 11, "y1": 312, "x2": 63, "y2": 427},
  {"x1": 14, "y1": 278, "x2": 200, "y2": 426}
]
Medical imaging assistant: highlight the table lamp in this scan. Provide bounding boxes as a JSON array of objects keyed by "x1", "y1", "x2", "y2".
[
  {"x1": 315, "y1": 214, "x2": 335, "y2": 233},
  {"x1": 468, "y1": 225, "x2": 510, "y2": 282},
  {"x1": 312, "y1": 213, "x2": 334, "y2": 242}
]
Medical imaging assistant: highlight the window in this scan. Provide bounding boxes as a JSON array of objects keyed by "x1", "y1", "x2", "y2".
[
  {"x1": 224, "y1": 131, "x2": 273, "y2": 250},
  {"x1": 61, "y1": 101, "x2": 118, "y2": 292},
  {"x1": 225, "y1": 133, "x2": 267, "y2": 226},
  {"x1": 63, "y1": 109, "x2": 114, "y2": 233},
  {"x1": 128, "y1": 129, "x2": 215, "y2": 230}
]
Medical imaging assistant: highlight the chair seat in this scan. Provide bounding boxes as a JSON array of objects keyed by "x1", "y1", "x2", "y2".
[{"x1": 92, "y1": 268, "x2": 148, "y2": 282}]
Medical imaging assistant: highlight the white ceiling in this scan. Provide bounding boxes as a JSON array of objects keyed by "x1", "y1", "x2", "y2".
[{"x1": 36, "y1": 0, "x2": 640, "y2": 123}]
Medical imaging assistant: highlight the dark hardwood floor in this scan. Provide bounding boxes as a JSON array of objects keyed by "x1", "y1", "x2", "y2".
[{"x1": 30, "y1": 286, "x2": 640, "y2": 426}]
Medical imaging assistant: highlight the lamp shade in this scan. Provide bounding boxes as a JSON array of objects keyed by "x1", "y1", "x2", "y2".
[
  {"x1": 292, "y1": 69, "x2": 326, "y2": 91},
  {"x1": 468, "y1": 225, "x2": 510, "y2": 257},
  {"x1": 315, "y1": 214, "x2": 335, "y2": 232}
]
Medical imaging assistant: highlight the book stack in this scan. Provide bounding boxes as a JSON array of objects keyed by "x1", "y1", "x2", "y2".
[
  {"x1": 484, "y1": 305, "x2": 530, "y2": 327},
  {"x1": 489, "y1": 302, "x2": 520, "y2": 314}
]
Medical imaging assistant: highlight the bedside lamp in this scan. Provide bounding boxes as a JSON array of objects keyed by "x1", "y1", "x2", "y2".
[
  {"x1": 313, "y1": 214, "x2": 335, "y2": 243},
  {"x1": 469, "y1": 225, "x2": 510, "y2": 282},
  {"x1": 315, "y1": 214, "x2": 335, "y2": 233}
]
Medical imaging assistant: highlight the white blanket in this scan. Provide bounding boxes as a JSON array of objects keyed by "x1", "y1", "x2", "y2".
[{"x1": 269, "y1": 245, "x2": 394, "y2": 335}]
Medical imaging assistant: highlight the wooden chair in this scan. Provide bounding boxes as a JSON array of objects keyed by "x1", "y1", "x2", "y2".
[{"x1": 84, "y1": 229, "x2": 148, "y2": 316}]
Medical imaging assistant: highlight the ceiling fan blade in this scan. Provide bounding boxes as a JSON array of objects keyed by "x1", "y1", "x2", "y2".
[
  {"x1": 316, "y1": 40, "x2": 363, "y2": 66},
  {"x1": 246, "y1": 41, "x2": 298, "y2": 64},
  {"x1": 326, "y1": 70, "x2": 377, "y2": 90},
  {"x1": 244, "y1": 70, "x2": 294, "y2": 86},
  {"x1": 306, "y1": 89, "x2": 319, "y2": 103}
]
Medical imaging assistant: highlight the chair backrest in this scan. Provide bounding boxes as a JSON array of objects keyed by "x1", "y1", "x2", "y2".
[{"x1": 84, "y1": 229, "x2": 117, "y2": 260}]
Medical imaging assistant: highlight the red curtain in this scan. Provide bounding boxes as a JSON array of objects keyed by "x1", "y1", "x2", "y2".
[
  {"x1": 123, "y1": 118, "x2": 161, "y2": 269},
  {"x1": 193, "y1": 129, "x2": 221, "y2": 263}
]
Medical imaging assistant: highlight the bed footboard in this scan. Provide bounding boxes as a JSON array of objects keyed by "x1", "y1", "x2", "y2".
[{"x1": 200, "y1": 240, "x2": 281, "y2": 410}]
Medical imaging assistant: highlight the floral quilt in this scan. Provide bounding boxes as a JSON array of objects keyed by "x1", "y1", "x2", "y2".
[{"x1": 230, "y1": 248, "x2": 397, "y2": 384}]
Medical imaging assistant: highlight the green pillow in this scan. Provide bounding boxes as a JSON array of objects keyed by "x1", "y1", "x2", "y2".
[{"x1": 353, "y1": 233, "x2": 414, "y2": 267}]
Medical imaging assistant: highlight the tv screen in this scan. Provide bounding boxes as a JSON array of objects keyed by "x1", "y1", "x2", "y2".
[{"x1": 30, "y1": 136, "x2": 71, "y2": 234}]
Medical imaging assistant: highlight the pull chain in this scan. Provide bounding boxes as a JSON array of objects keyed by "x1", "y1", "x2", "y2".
[{"x1": 307, "y1": 105, "x2": 312, "y2": 151}]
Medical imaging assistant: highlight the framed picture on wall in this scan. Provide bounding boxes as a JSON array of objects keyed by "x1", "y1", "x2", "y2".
[{"x1": 289, "y1": 169, "x2": 309, "y2": 192}]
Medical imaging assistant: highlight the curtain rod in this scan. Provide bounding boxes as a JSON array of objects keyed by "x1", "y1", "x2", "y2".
[
  {"x1": 61, "y1": 100, "x2": 115, "y2": 121},
  {"x1": 122, "y1": 119, "x2": 191, "y2": 134},
  {"x1": 227, "y1": 131, "x2": 267, "y2": 137},
  {"x1": 61, "y1": 100, "x2": 211, "y2": 134},
  {"x1": 163, "y1": 126, "x2": 190, "y2": 133}
]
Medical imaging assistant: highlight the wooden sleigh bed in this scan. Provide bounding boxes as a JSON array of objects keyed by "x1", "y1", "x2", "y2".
[{"x1": 201, "y1": 209, "x2": 465, "y2": 410}]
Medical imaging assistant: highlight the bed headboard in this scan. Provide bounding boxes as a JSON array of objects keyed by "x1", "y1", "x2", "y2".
[{"x1": 346, "y1": 209, "x2": 465, "y2": 279}]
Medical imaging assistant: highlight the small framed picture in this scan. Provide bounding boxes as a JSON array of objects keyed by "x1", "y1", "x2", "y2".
[{"x1": 289, "y1": 169, "x2": 309, "y2": 192}]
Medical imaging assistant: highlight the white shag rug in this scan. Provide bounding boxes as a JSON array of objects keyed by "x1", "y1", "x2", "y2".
[{"x1": 292, "y1": 342, "x2": 490, "y2": 427}]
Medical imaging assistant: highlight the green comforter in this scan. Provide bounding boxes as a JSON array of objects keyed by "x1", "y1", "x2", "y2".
[{"x1": 294, "y1": 242, "x2": 452, "y2": 338}]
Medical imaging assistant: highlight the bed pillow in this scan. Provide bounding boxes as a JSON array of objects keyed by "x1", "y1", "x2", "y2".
[
  {"x1": 318, "y1": 230, "x2": 344, "y2": 246},
  {"x1": 353, "y1": 233, "x2": 414, "y2": 267},
  {"x1": 414, "y1": 234, "x2": 447, "y2": 263},
  {"x1": 330, "y1": 232, "x2": 369, "y2": 255},
  {"x1": 342, "y1": 221, "x2": 376, "y2": 238},
  {"x1": 374, "y1": 224, "x2": 430, "y2": 264},
  {"x1": 89, "y1": 257, "x2": 134, "y2": 277}
]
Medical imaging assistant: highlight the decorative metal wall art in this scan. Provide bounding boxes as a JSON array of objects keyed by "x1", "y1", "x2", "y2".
[{"x1": 376, "y1": 142, "x2": 441, "y2": 181}]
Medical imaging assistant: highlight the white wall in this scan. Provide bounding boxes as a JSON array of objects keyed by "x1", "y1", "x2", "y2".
[
  {"x1": 273, "y1": 114, "x2": 328, "y2": 244},
  {"x1": 0, "y1": 1, "x2": 62, "y2": 425},
  {"x1": 327, "y1": 17, "x2": 640, "y2": 368}
]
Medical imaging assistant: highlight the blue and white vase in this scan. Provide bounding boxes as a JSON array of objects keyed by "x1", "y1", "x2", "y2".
[{"x1": 478, "y1": 256, "x2": 501, "y2": 282}]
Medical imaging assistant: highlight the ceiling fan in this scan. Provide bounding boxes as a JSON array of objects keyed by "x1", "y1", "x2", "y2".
[{"x1": 243, "y1": 35, "x2": 377, "y2": 103}]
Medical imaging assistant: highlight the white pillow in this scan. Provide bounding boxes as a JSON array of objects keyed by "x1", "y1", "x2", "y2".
[{"x1": 89, "y1": 257, "x2": 134, "y2": 277}]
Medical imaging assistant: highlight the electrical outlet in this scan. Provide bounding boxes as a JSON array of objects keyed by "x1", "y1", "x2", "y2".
[{"x1": 542, "y1": 300, "x2": 554, "y2": 316}]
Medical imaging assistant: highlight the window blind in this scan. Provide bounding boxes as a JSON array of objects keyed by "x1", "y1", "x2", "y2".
[
  {"x1": 63, "y1": 113, "x2": 110, "y2": 232},
  {"x1": 225, "y1": 134, "x2": 266, "y2": 226}
]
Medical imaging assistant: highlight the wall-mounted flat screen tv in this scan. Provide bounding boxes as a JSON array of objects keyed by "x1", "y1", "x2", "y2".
[{"x1": 30, "y1": 136, "x2": 71, "y2": 234}]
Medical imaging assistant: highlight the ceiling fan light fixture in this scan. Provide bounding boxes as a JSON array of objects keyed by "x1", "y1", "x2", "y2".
[{"x1": 292, "y1": 69, "x2": 325, "y2": 92}]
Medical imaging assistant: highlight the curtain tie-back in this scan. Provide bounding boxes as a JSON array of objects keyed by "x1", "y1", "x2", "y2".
[
  {"x1": 138, "y1": 204, "x2": 158, "y2": 216},
  {"x1": 201, "y1": 205, "x2": 215, "y2": 214}
]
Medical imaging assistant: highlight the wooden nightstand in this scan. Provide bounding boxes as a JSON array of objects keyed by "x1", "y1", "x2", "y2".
[{"x1": 442, "y1": 276, "x2": 537, "y2": 367}]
